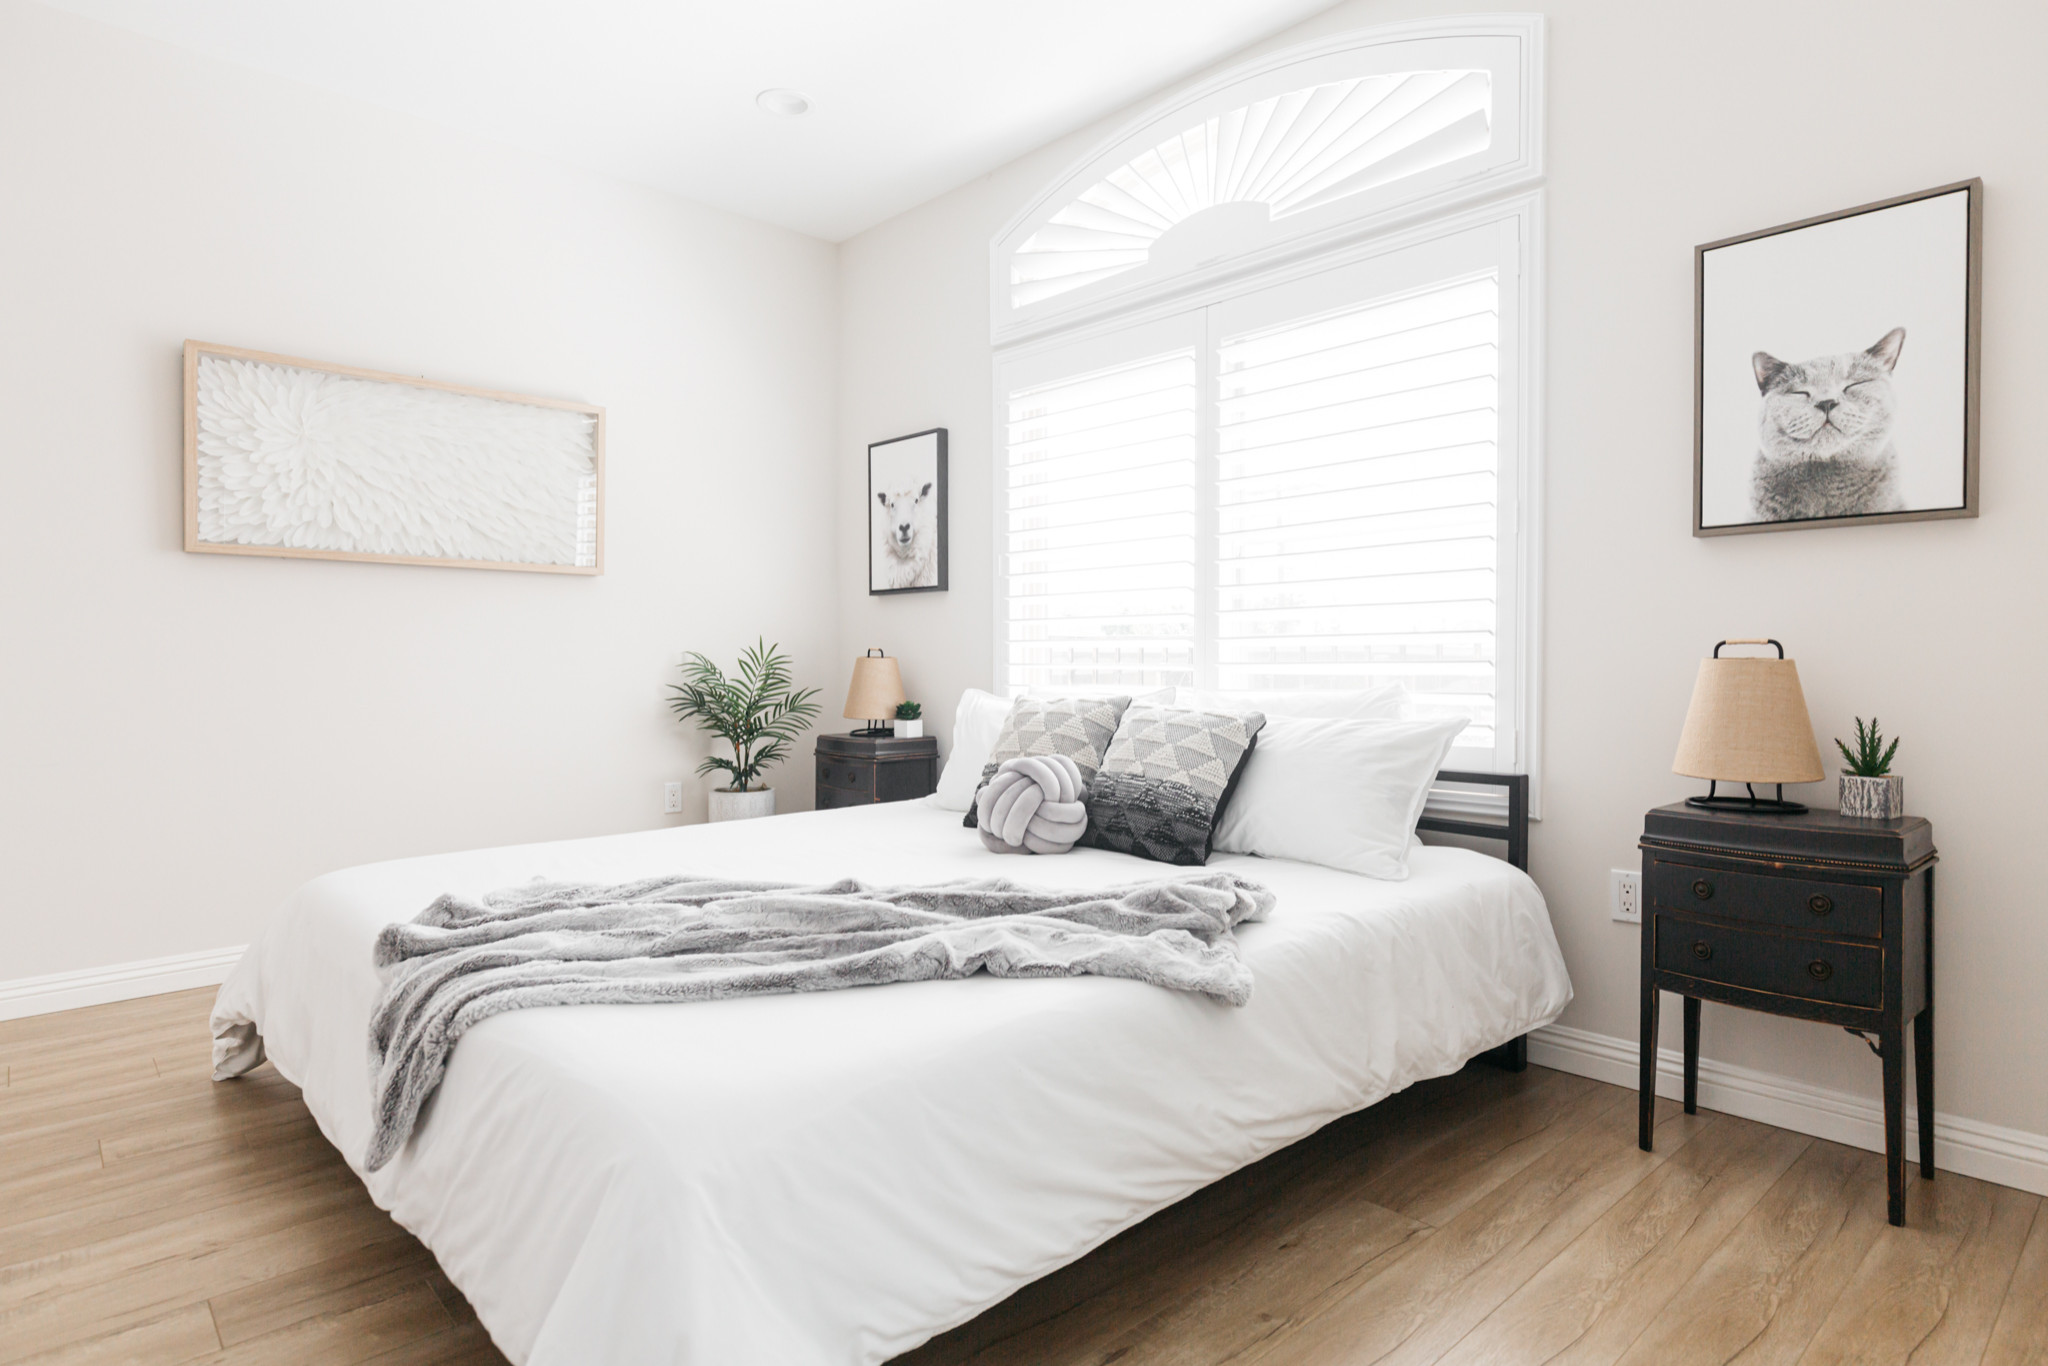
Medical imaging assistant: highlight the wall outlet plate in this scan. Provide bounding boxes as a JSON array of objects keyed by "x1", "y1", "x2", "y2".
[
  {"x1": 663, "y1": 781, "x2": 683, "y2": 814},
  {"x1": 1611, "y1": 868, "x2": 1641, "y2": 924}
]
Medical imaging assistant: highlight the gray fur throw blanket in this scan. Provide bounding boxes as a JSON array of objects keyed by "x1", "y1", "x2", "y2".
[{"x1": 364, "y1": 871, "x2": 1274, "y2": 1172}]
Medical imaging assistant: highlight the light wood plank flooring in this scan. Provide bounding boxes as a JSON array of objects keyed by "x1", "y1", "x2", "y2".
[{"x1": 4, "y1": 990, "x2": 2043, "y2": 1364}]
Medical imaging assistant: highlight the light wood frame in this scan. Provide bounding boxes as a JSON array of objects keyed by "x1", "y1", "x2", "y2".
[
  {"x1": 1693, "y1": 179, "x2": 1983, "y2": 537},
  {"x1": 183, "y1": 340, "x2": 606, "y2": 574}
]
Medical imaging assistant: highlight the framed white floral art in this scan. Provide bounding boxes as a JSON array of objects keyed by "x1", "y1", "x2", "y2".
[{"x1": 183, "y1": 341, "x2": 604, "y2": 573}]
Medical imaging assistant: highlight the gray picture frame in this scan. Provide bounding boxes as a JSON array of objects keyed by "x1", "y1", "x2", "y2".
[
  {"x1": 1693, "y1": 179, "x2": 1982, "y2": 537},
  {"x1": 867, "y1": 428, "x2": 949, "y2": 595}
]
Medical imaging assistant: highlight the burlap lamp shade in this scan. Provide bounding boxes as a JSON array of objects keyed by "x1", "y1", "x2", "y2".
[
  {"x1": 1673, "y1": 640, "x2": 1824, "y2": 812},
  {"x1": 843, "y1": 649, "x2": 906, "y2": 735}
]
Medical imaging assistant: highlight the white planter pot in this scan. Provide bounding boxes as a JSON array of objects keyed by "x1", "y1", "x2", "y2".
[
  {"x1": 894, "y1": 719, "x2": 924, "y2": 738},
  {"x1": 708, "y1": 786, "x2": 776, "y2": 822},
  {"x1": 1838, "y1": 773, "x2": 1904, "y2": 820}
]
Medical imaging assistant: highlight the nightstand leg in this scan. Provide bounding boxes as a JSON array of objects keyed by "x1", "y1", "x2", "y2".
[
  {"x1": 1915, "y1": 1007, "x2": 1936, "y2": 1178},
  {"x1": 1682, "y1": 997, "x2": 1700, "y2": 1115},
  {"x1": 1883, "y1": 1025, "x2": 1906, "y2": 1226},
  {"x1": 1919, "y1": 865, "x2": 1937, "y2": 1181},
  {"x1": 1639, "y1": 984, "x2": 1659, "y2": 1152}
]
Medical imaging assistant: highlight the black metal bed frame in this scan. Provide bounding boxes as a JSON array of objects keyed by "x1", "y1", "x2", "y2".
[
  {"x1": 1417, "y1": 769, "x2": 1532, "y2": 1073},
  {"x1": 1418, "y1": 769, "x2": 1529, "y2": 872}
]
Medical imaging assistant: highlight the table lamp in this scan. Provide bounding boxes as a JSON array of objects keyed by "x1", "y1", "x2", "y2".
[
  {"x1": 1672, "y1": 638, "x2": 1824, "y2": 813},
  {"x1": 844, "y1": 648, "x2": 906, "y2": 737}
]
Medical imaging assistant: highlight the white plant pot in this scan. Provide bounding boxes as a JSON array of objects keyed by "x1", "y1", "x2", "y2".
[
  {"x1": 894, "y1": 719, "x2": 924, "y2": 738},
  {"x1": 708, "y1": 786, "x2": 776, "y2": 823},
  {"x1": 1838, "y1": 773, "x2": 1904, "y2": 820}
]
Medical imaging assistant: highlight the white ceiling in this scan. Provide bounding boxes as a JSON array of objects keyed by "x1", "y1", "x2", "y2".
[{"x1": 41, "y1": 0, "x2": 1341, "y2": 241}]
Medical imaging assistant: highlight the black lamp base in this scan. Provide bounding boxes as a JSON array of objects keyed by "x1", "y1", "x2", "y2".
[
  {"x1": 849, "y1": 725, "x2": 893, "y2": 737},
  {"x1": 1686, "y1": 780, "x2": 1808, "y2": 815}
]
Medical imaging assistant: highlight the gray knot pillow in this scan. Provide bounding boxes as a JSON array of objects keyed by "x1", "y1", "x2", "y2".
[{"x1": 976, "y1": 755, "x2": 1088, "y2": 855}]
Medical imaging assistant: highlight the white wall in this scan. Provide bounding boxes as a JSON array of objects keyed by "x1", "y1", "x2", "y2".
[
  {"x1": 837, "y1": 0, "x2": 2048, "y2": 1146},
  {"x1": 0, "y1": 0, "x2": 838, "y2": 985}
]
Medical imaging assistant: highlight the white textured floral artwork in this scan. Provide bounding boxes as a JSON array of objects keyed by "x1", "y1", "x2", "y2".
[{"x1": 186, "y1": 345, "x2": 602, "y2": 572}]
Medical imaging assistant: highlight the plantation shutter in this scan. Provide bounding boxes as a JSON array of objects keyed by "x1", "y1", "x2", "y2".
[
  {"x1": 1000, "y1": 316, "x2": 1202, "y2": 694},
  {"x1": 1212, "y1": 273, "x2": 1501, "y2": 749},
  {"x1": 996, "y1": 218, "x2": 1524, "y2": 773}
]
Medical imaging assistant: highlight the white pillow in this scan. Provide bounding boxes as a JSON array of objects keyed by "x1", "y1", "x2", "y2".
[
  {"x1": 1211, "y1": 716, "x2": 1468, "y2": 880},
  {"x1": 928, "y1": 689, "x2": 1013, "y2": 811},
  {"x1": 1170, "y1": 684, "x2": 1410, "y2": 721}
]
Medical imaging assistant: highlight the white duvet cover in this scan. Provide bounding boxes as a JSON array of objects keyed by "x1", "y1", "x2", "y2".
[{"x1": 212, "y1": 799, "x2": 1572, "y2": 1365}]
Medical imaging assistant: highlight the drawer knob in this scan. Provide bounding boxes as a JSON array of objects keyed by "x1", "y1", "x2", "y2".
[
  {"x1": 1691, "y1": 940, "x2": 1713, "y2": 962},
  {"x1": 1808, "y1": 959, "x2": 1833, "y2": 982},
  {"x1": 1692, "y1": 879, "x2": 1714, "y2": 900},
  {"x1": 1808, "y1": 893, "x2": 1833, "y2": 916}
]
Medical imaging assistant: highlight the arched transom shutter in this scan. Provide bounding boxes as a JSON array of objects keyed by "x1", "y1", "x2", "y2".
[
  {"x1": 1011, "y1": 70, "x2": 1492, "y2": 309},
  {"x1": 991, "y1": 17, "x2": 1541, "y2": 345}
]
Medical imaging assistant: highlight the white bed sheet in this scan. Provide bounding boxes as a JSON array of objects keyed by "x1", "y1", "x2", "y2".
[{"x1": 212, "y1": 799, "x2": 1572, "y2": 1365}]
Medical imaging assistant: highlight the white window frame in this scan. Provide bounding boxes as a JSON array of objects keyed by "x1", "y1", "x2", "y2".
[{"x1": 991, "y1": 19, "x2": 1545, "y2": 815}]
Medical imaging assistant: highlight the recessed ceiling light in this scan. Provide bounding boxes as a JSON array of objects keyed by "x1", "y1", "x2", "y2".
[{"x1": 756, "y1": 89, "x2": 813, "y2": 118}]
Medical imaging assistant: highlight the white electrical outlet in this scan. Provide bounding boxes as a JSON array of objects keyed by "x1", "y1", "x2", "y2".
[
  {"x1": 1611, "y1": 869, "x2": 1642, "y2": 923},
  {"x1": 662, "y1": 781, "x2": 683, "y2": 814}
]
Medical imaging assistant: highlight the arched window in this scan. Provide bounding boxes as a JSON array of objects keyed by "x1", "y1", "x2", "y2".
[
  {"x1": 991, "y1": 17, "x2": 1544, "y2": 788},
  {"x1": 1007, "y1": 68, "x2": 1492, "y2": 307},
  {"x1": 993, "y1": 16, "x2": 1541, "y2": 342}
]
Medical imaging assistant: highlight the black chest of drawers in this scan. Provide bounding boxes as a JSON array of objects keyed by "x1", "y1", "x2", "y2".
[
  {"x1": 1638, "y1": 803, "x2": 1936, "y2": 1226},
  {"x1": 815, "y1": 733, "x2": 939, "y2": 810}
]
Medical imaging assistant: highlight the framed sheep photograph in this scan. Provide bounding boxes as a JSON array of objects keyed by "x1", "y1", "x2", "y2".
[
  {"x1": 868, "y1": 427, "x2": 948, "y2": 594},
  {"x1": 1694, "y1": 179, "x2": 1981, "y2": 536}
]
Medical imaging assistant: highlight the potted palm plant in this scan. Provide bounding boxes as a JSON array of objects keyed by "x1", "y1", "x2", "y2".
[
  {"x1": 1836, "y1": 717, "x2": 1904, "y2": 819},
  {"x1": 668, "y1": 640, "x2": 821, "y2": 822}
]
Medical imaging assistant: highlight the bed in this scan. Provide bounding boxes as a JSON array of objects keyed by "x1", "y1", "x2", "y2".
[{"x1": 211, "y1": 783, "x2": 1571, "y2": 1364}]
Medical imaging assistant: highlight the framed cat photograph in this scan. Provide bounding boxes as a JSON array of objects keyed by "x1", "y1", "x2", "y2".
[{"x1": 1695, "y1": 179, "x2": 1982, "y2": 536}]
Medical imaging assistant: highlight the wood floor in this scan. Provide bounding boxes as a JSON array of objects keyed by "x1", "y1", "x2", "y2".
[{"x1": 4, "y1": 991, "x2": 2044, "y2": 1366}]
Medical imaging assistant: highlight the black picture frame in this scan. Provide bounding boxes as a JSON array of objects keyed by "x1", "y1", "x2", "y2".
[
  {"x1": 1694, "y1": 178, "x2": 1982, "y2": 537},
  {"x1": 867, "y1": 428, "x2": 948, "y2": 595}
]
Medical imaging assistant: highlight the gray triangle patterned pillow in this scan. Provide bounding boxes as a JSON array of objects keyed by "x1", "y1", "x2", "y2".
[
  {"x1": 963, "y1": 695, "x2": 1131, "y2": 829},
  {"x1": 1080, "y1": 704, "x2": 1266, "y2": 865}
]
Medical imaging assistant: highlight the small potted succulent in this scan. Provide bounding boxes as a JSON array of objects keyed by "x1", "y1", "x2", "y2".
[
  {"x1": 1835, "y1": 717, "x2": 1904, "y2": 819},
  {"x1": 667, "y1": 640, "x2": 821, "y2": 822},
  {"x1": 893, "y1": 700, "x2": 924, "y2": 739}
]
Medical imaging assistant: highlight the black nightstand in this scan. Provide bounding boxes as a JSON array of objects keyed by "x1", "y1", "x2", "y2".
[
  {"x1": 1638, "y1": 803, "x2": 1936, "y2": 1225},
  {"x1": 815, "y1": 733, "x2": 939, "y2": 810}
]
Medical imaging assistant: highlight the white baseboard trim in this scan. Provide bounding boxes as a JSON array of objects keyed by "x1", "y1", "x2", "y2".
[
  {"x1": 1529, "y1": 1022, "x2": 2048, "y2": 1199},
  {"x1": 0, "y1": 946, "x2": 246, "y2": 1022}
]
